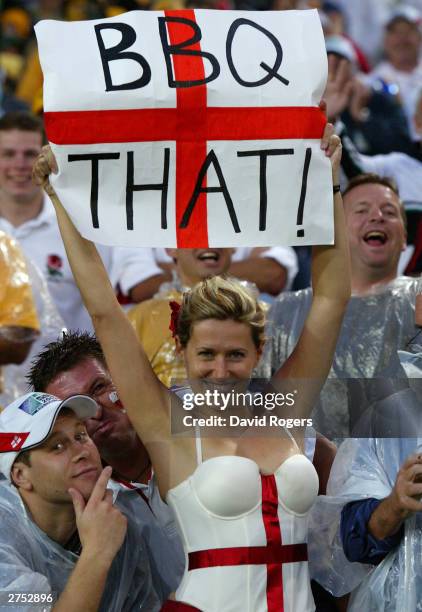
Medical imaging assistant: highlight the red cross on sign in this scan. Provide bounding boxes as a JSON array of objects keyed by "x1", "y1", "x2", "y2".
[{"x1": 38, "y1": 9, "x2": 331, "y2": 248}]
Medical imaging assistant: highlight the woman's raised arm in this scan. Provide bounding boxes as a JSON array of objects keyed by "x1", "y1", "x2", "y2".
[
  {"x1": 272, "y1": 121, "x2": 351, "y2": 419},
  {"x1": 33, "y1": 147, "x2": 172, "y2": 446}
]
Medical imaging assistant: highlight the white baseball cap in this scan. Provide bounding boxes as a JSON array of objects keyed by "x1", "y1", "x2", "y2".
[
  {"x1": 325, "y1": 35, "x2": 358, "y2": 66},
  {"x1": 385, "y1": 6, "x2": 421, "y2": 29},
  {"x1": 0, "y1": 392, "x2": 98, "y2": 480}
]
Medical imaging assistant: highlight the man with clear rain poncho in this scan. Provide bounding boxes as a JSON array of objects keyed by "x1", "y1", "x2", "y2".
[
  {"x1": 309, "y1": 434, "x2": 422, "y2": 611},
  {"x1": 258, "y1": 173, "x2": 422, "y2": 439},
  {"x1": 0, "y1": 392, "x2": 160, "y2": 612}
]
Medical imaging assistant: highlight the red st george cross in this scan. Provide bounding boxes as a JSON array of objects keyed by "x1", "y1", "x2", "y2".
[
  {"x1": 44, "y1": 10, "x2": 326, "y2": 248},
  {"x1": 166, "y1": 473, "x2": 308, "y2": 611}
]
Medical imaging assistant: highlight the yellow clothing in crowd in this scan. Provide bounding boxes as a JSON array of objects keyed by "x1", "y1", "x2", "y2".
[
  {"x1": 0, "y1": 232, "x2": 39, "y2": 329},
  {"x1": 0, "y1": 232, "x2": 40, "y2": 397},
  {"x1": 128, "y1": 289, "x2": 186, "y2": 388}
]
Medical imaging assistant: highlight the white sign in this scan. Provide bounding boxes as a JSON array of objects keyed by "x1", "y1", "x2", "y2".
[{"x1": 36, "y1": 9, "x2": 332, "y2": 248}]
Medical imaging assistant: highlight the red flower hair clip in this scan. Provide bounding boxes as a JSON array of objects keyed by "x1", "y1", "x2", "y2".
[{"x1": 169, "y1": 301, "x2": 181, "y2": 338}]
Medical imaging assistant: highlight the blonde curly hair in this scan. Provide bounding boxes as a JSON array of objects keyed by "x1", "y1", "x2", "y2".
[{"x1": 176, "y1": 275, "x2": 266, "y2": 348}]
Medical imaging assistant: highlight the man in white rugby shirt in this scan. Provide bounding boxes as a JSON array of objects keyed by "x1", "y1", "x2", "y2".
[{"x1": 0, "y1": 111, "x2": 159, "y2": 331}]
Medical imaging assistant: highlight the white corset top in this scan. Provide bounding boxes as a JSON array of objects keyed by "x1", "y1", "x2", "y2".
[
  {"x1": 187, "y1": 454, "x2": 318, "y2": 517},
  {"x1": 166, "y1": 453, "x2": 319, "y2": 612}
]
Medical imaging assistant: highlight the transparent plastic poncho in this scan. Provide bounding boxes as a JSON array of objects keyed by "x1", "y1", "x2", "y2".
[
  {"x1": 258, "y1": 277, "x2": 422, "y2": 439},
  {"x1": 308, "y1": 435, "x2": 422, "y2": 611},
  {"x1": 0, "y1": 481, "x2": 160, "y2": 611}
]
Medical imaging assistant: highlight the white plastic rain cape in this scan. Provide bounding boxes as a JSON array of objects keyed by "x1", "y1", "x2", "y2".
[
  {"x1": 0, "y1": 480, "x2": 160, "y2": 611},
  {"x1": 258, "y1": 277, "x2": 422, "y2": 439},
  {"x1": 308, "y1": 435, "x2": 422, "y2": 611},
  {"x1": 109, "y1": 478, "x2": 185, "y2": 602}
]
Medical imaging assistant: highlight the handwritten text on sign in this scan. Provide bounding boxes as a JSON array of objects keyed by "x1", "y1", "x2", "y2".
[{"x1": 36, "y1": 9, "x2": 332, "y2": 248}]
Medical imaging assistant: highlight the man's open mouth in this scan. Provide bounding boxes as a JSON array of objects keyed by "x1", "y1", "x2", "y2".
[
  {"x1": 363, "y1": 230, "x2": 387, "y2": 246},
  {"x1": 197, "y1": 250, "x2": 220, "y2": 262}
]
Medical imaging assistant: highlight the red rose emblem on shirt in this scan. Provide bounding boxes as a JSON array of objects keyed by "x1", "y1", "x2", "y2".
[{"x1": 46, "y1": 254, "x2": 63, "y2": 278}]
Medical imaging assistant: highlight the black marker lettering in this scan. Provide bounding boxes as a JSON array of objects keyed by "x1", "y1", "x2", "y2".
[
  {"x1": 226, "y1": 18, "x2": 289, "y2": 87},
  {"x1": 158, "y1": 17, "x2": 220, "y2": 88},
  {"x1": 180, "y1": 150, "x2": 240, "y2": 232},
  {"x1": 297, "y1": 147, "x2": 312, "y2": 238},
  {"x1": 126, "y1": 149, "x2": 170, "y2": 230},
  {"x1": 95, "y1": 23, "x2": 151, "y2": 91},
  {"x1": 237, "y1": 148, "x2": 294, "y2": 230},
  {"x1": 68, "y1": 153, "x2": 120, "y2": 228}
]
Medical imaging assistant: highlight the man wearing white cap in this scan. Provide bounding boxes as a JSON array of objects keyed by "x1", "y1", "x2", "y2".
[
  {"x1": 370, "y1": 6, "x2": 422, "y2": 137},
  {"x1": 0, "y1": 392, "x2": 160, "y2": 611}
]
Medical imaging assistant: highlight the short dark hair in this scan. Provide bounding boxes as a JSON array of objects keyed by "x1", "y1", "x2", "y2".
[
  {"x1": 28, "y1": 331, "x2": 107, "y2": 392},
  {"x1": 342, "y1": 172, "x2": 407, "y2": 229},
  {"x1": 0, "y1": 112, "x2": 45, "y2": 139}
]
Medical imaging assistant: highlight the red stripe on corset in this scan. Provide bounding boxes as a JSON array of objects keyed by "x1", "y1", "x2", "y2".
[
  {"x1": 261, "y1": 473, "x2": 284, "y2": 611},
  {"x1": 186, "y1": 473, "x2": 308, "y2": 611}
]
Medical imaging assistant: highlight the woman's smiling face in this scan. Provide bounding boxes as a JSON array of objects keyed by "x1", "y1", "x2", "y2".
[{"x1": 182, "y1": 318, "x2": 262, "y2": 391}]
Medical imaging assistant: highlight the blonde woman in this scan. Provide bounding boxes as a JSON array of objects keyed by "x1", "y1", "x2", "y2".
[{"x1": 33, "y1": 121, "x2": 349, "y2": 612}]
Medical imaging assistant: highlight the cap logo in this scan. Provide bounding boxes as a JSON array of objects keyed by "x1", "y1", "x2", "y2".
[
  {"x1": 18, "y1": 393, "x2": 58, "y2": 416},
  {"x1": 0, "y1": 432, "x2": 29, "y2": 452},
  {"x1": 11, "y1": 435, "x2": 22, "y2": 448}
]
